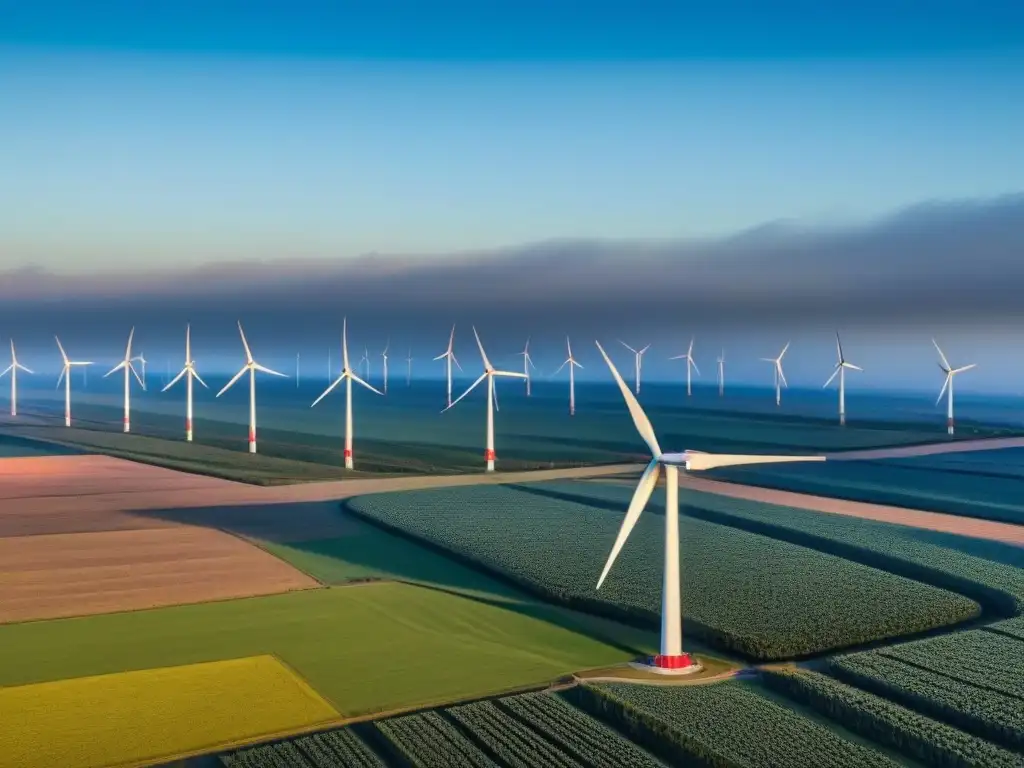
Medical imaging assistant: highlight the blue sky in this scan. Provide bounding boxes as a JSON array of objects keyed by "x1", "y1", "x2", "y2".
[{"x1": 2, "y1": 1, "x2": 1023, "y2": 270}]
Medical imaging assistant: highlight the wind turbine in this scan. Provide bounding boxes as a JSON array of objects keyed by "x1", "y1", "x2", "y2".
[
  {"x1": 760, "y1": 342, "x2": 790, "y2": 406},
  {"x1": 381, "y1": 340, "x2": 390, "y2": 395},
  {"x1": 824, "y1": 333, "x2": 862, "y2": 426},
  {"x1": 359, "y1": 348, "x2": 371, "y2": 381},
  {"x1": 554, "y1": 336, "x2": 584, "y2": 416},
  {"x1": 934, "y1": 339, "x2": 976, "y2": 436},
  {"x1": 216, "y1": 322, "x2": 287, "y2": 453},
  {"x1": 1, "y1": 340, "x2": 33, "y2": 416},
  {"x1": 593, "y1": 340, "x2": 826, "y2": 673},
  {"x1": 518, "y1": 338, "x2": 537, "y2": 396},
  {"x1": 296, "y1": 353, "x2": 300, "y2": 388},
  {"x1": 55, "y1": 337, "x2": 92, "y2": 427},
  {"x1": 433, "y1": 325, "x2": 463, "y2": 408},
  {"x1": 312, "y1": 318, "x2": 383, "y2": 469},
  {"x1": 443, "y1": 327, "x2": 526, "y2": 472},
  {"x1": 103, "y1": 327, "x2": 145, "y2": 433},
  {"x1": 619, "y1": 341, "x2": 651, "y2": 394},
  {"x1": 406, "y1": 348, "x2": 414, "y2": 386},
  {"x1": 164, "y1": 324, "x2": 208, "y2": 442},
  {"x1": 669, "y1": 338, "x2": 700, "y2": 396},
  {"x1": 716, "y1": 350, "x2": 725, "y2": 397}
]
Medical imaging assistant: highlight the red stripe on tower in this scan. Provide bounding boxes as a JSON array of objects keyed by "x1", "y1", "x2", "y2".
[
  {"x1": 248, "y1": 428, "x2": 256, "y2": 443},
  {"x1": 123, "y1": 416, "x2": 129, "y2": 424},
  {"x1": 947, "y1": 418, "x2": 954, "y2": 428},
  {"x1": 343, "y1": 449, "x2": 352, "y2": 458},
  {"x1": 185, "y1": 418, "x2": 192, "y2": 432},
  {"x1": 652, "y1": 653, "x2": 693, "y2": 669},
  {"x1": 484, "y1": 449, "x2": 496, "y2": 461}
]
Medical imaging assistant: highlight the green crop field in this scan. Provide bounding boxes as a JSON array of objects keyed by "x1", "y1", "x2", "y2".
[
  {"x1": 760, "y1": 668, "x2": 1024, "y2": 768},
  {"x1": 988, "y1": 615, "x2": 1024, "y2": 641},
  {"x1": 346, "y1": 485, "x2": 979, "y2": 660},
  {"x1": 373, "y1": 710, "x2": 499, "y2": 767},
  {"x1": 0, "y1": 584, "x2": 641, "y2": 719},
  {"x1": 223, "y1": 728, "x2": 387, "y2": 768}
]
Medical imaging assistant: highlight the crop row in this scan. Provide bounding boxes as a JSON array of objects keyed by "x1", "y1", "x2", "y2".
[
  {"x1": 220, "y1": 728, "x2": 386, "y2": 768},
  {"x1": 534, "y1": 477, "x2": 1024, "y2": 615},
  {"x1": 373, "y1": 710, "x2": 497, "y2": 767},
  {"x1": 569, "y1": 680, "x2": 900, "y2": 767},
  {"x1": 987, "y1": 615, "x2": 1024, "y2": 641},
  {"x1": 495, "y1": 691, "x2": 666, "y2": 768},
  {"x1": 760, "y1": 668, "x2": 1024, "y2": 768},
  {"x1": 348, "y1": 485, "x2": 978, "y2": 659},
  {"x1": 879, "y1": 628, "x2": 1024, "y2": 699},
  {"x1": 446, "y1": 699, "x2": 583, "y2": 768},
  {"x1": 829, "y1": 650, "x2": 1024, "y2": 751}
]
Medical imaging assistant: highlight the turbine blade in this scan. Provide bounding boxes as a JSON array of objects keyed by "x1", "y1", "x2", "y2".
[
  {"x1": 472, "y1": 326, "x2": 492, "y2": 369},
  {"x1": 554, "y1": 359, "x2": 569, "y2": 374},
  {"x1": 104, "y1": 362, "x2": 126, "y2": 377},
  {"x1": 619, "y1": 340, "x2": 637, "y2": 354},
  {"x1": 494, "y1": 370, "x2": 527, "y2": 378},
  {"x1": 216, "y1": 366, "x2": 248, "y2": 397},
  {"x1": 191, "y1": 369, "x2": 209, "y2": 388},
  {"x1": 433, "y1": 352, "x2": 447, "y2": 361},
  {"x1": 573, "y1": 360, "x2": 584, "y2": 369},
  {"x1": 351, "y1": 372, "x2": 384, "y2": 396},
  {"x1": 56, "y1": 367, "x2": 65, "y2": 388},
  {"x1": 823, "y1": 366, "x2": 840, "y2": 388},
  {"x1": 443, "y1": 372, "x2": 487, "y2": 412},
  {"x1": 253, "y1": 362, "x2": 287, "y2": 377},
  {"x1": 844, "y1": 363, "x2": 863, "y2": 371},
  {"x1": 668, "y1": 354, "x2": 687, "y2": 360},
  {"x1": 0, "y1": 365, "x2": 11, "y2": 378},
  {"x1": 595, "y1": 341, "x2": 662, "y2": 457},
  {"x1": 493, "y1": 378, "x2": 500, "y2": 412},
  {"x1": 932, "y1": 338, "x2": 951, "y2": 370},
  {"x1": 937, "y1": 374, "x2": 950, "y2": 405},
  {"x1": 130, "y1": 363, "x2": 145, "y2": 389},
  {"x1": 836, "y1": 332, "x2": 844, "y2": 363},
  {"x1": 17, "y1": 364, "x2": 33, "y2": 374},
  {"x1": 55, "y1": 336, "x2": 68, "y2": 363},
  {"x1": 452, "y1": 353, "x2": 463, "y2": 372},
  {"x1": 778, "y1": 364, "x2": 789, "y2": 388},
  {"x1": 779, "y1": 341, "x2": 790, "y2": 359},
  {"x1": 163, "y1": 368, "x2": 188, "y2": 392},
  {"x1": 639, "y1": 344, "x2": 651, "y2": 355},
  {"x1": 683, "y1": 453, "x2": 826, "y2": 471},
  {"x1": 953, "y1": 363, "x2": 977, "y2": 374},
  {"x1": 185, "y1": 323, "x2": 191, "y2": 362},
  {"x1": 125, "y1": 327, "x2": 135, "y2": 359},
  {"x1": 311, "y1": 376, "x2": 344, "y2": 407},
  {"x1": 596, "y1": 459, "x2": 660, "y2": 589},
  {"x1": 342, "y1": 317, "x2": 350, "y2": 370},
  {"x1": 690, "y1": 359, "x2": 701, "y2": 376},
  {"x1": 237, "y1": 322, "x2": 253, "y2": 362}
]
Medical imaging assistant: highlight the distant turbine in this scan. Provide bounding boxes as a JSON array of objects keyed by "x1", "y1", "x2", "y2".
[
  {"x1": 164, "y1": 324, "x2": 208, "y2": 442},
  {"x1": 716, "y1": 350, "x2": 725, "y2": 397},
  {"x1": 444, "y1": 327, "x2": 527, "y2": 472},
  {"x1": 554, "y1": 336, "x2": 584, "y2": 416},
  {"x1": 669, "y1": 338, "x2": 700, "y2": 396},
  {"x1": 934, "y1": 339, "x2": 976, "y2": 436},
  {"x1": 132, "y1": 351, "x2": 147, "y2": 387},
  {"x1": 823, "y1": 333, "x2": 862, "y2": 426},
  {"x1": 760, "y1": 342, "x2": 790, "y2": 406},
  {"x1": 433, "y1": 325, "x2": 463, "y2": 408},
  {"x1": 55, "y1": 337, "x2": 92, "y2": 427},
  {"x1": 619, "y1": 341, "x2": 651, "y2": 394},
  {"x1": 1, "y1": 340, "x2": 34, "y2": 416},
  {"x1": 518, "y1": 338, "x2": 537, "y2": 396},
  {"x1": 296, "y1": 353, "x2": 300, "y2": 388},
  {"x1": 360, "y1": 347, "x2": 371, "y2": 381},
  {"x1": 381, "y1": 340, "x2": 390, "y2": 395},
  {"x1": 216, "y1": 322, "x2": 287, "y2": 454},
  {"x1": 593, "y1": 340, "x2": 825, "y2": 674},
  {"x1": 406, "y1": 348, "x2": 414, "y2": 386},
  {"x1": 312, "y1": 318, "x2": 383, "y2": 470},
  {"x1": 103, "y1": 327, "x2": 145, "y2": 433}
]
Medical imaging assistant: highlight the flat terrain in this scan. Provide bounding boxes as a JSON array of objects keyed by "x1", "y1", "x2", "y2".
[
  {"x1": 0, "y1": 526, "x2": 319, "y2": 623},
  {"x1": 2, "y1": 655, "x2": 340, "y2": 768}
]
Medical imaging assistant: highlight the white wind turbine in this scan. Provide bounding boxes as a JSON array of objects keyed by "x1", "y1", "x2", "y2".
[
  {"x1": 103, "y1": 327, "x2": 145, "y2": 433},
  {"x1": 593, "y1": 340, "x2": 826, "y2": 673},
  {"x1": 359, "y1": 348, "x2": 371, "y2": 381},
  {"x1": 381, "y1": 340, "x2": 390, "y2": 395},
  {"x1": 554, "y1": 336, "x2": 584, "y2": 416},
  {"x1": 312, "y1": 318, "x2": 383, "y2": 470},
  {"x1": 761, "y1": 342, "x2": 790, "y2": 406},
  {"x1": 619, "y1": 341, "x2": 651, "y2": 394},
  {"x1": 406, "y1": 348, "x2": 414, "y2": 386},
  {"x1": 216, "y1": 322, "x2": 287, "y2": 453},
  {"x1": 934, "y1": 339, "x2": 976, "y2": 436},
  {"x1": 433, "y1": 325, "x2": 462, "y2": 408},
  {"x1": 55, "y1": 337, "x2": 92, "y2": 427},
  {"x1": 518, "y1": 338, "x2": 537, "y2": 396},
  {"x1": 443, "y1": 327, "x2": 527, "y2": 472},
  {"x1": 824, "y1": 333, "x2": 862, "y2": 426},
  {"x1": 1, "y1": 340, "x2": 33, "y2": 416},
  {"x1": 669, "y1": 338, "x2": 700, "y2": 396},
  {"x1": 716, "y1": 350, "x2": 725, "y2": 397},
  {"x1": 163, "y1": 324, "x2": 208, "y2": 442}
]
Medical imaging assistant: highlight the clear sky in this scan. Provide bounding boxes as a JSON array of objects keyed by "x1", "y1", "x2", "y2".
[{"x1": 2, "y1": 1, "x2": 1023, "y2": 271}]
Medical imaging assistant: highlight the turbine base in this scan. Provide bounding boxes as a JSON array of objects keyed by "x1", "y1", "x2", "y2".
[
  {"x1": 248, "y1": 440, "x2": 257, "y2": 454},
  {"x1": 629, "y1": 654, "x2": 702, "y2": 676}
]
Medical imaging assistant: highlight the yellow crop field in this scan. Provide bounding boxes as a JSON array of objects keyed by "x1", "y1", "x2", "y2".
[{"x1": 0, "y1": 655, "x2": 340, "y2": 768}]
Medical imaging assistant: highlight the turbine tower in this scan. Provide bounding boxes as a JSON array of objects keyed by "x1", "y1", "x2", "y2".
[
  {"x1": 760, "y1": 342, "x2": 790, "y2": 406},
  {"x1": 824, "y1": 333, "x2": 862, "y2": 426},
  {"x1": 716, "y1": 350, "x2": 725, "y2": 397},
  {"x1": 103, "y1": 327, "x2": 145, "y2": 433},
  {"x1": 554, "y1": 336, "x2": 584, "y2": 416},
  {"x1": 381, "y1": 340, "x2": 390, "y2": 395},
  {"x1": 406, "y1": 348, "x2": 414, "y2": 386},
  {"x1": 1, "y1": 340, "x2": 33, "y2": 416},
  {"x1": 669, "y1": 338, "x2": 700, "y2": 396},
  {"x1": 216, "y1": 322, "x2": 286, "y2": 454},
  {"x1": 518, "y1": 338, "x2": 537, "y2": 396},
  {"x1": 594, "y1": 340, "x2": 825, "y2": 674},
  {"x1": 433, "y1": 325, "x2": 462, "y2": 408},
  {"x1": 312, "y1": 318, "x2": 383, "y2": 470},
  {"x1": 164, "y1": 324, "x2": 208, "y2": 442},
  {"x1": 55, "y1": 337, "x2": 92, "y2": 427},
  {"x1": 934, "y1": 339, "x2": 976, "y2": 436},
  {"x1": 619, "y1": 341, "x2": 651, "y2": 394},
  {"x1": 444, "y1": 327, "x2": 526, "y2": 472}
]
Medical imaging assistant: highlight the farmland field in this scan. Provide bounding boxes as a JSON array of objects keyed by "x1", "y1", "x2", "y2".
[
  {"x1": 346, "y1": 485, "x2": 980, "y2": 659},
  {"x1": 2, "y1": 655, "x2": 340, "y2": 768}
]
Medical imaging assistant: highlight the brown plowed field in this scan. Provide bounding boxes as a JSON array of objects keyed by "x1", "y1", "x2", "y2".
[{"x1": 0, "y1": 526, "x2": 319, "y2": 623}]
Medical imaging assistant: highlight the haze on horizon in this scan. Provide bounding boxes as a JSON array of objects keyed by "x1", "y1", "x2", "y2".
[{"x1": 2, "y1": 1, "x2": 1023, "y2": 392}]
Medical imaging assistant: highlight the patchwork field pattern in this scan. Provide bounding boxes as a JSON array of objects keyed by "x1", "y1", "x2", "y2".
[
  {"x1": 1, "y1": 655, "x2": 340, "y2": 768},
  {"x1": 347, "y1": 485, "x2": 980, "y2": 659}
]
